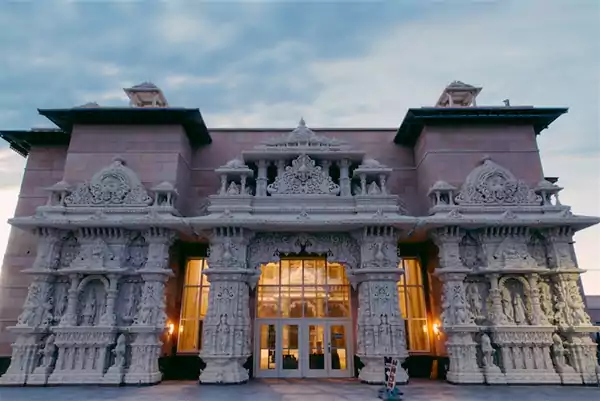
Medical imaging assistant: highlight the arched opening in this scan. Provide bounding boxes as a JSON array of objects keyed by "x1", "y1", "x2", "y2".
[{"x1": 254, "y1": 257, "x2": 353, "y2": 378}]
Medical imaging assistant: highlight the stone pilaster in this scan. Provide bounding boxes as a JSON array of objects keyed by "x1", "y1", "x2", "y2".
[
  {"x1": 353, "y1": 226, "x2": 408, "y2": 384},
  {"x1": 431, "y1": 227, "x2": 484, "y2": 384},
  {"x1": 125, "y1": 227, "x2": 175, "y2": 385},
  {"x1": 199, "y1": 227, "x2": 254, "y2": 384}
]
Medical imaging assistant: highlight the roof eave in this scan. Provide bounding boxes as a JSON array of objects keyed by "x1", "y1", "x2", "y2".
[{"x1": 394, "y1": 107, "x2": 569, "y2": 146}]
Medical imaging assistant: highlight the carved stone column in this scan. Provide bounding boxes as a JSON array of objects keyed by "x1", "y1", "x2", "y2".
[
  {"x1": 353, "y1": 226, "x2": 408, "y2": 384},
  {"x1": 199, "y1": 227, "x2": 254, "y2": 384},
  {"x1": 256, "y1": 160, "x2": 268, "y2": 197},
  {"x1": 339, "y1": 159, "x2": 351, "y2": 197},
  {"x1": 0, "y1": 228, "x2": 64, "y2": 386},
  {"x1": 553, "y1": 272, "x2": 598, "y2": 384},
  {"x1": 431, "y1": 227, "x2": 484, "y2": 384},
  {"x1": 125, "y1": 227, "x2": 175, "y2": 385}
]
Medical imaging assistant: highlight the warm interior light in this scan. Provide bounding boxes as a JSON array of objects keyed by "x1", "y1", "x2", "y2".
[
  {"x1": 432, "y1": 323, "x2": 440, "y2": 335},
  {"x1": 179, "y1": 325, "x2": 184, "y2": 333},
  {"x1": 168, "y1": 323, "x2": 175, "y2": 336},
  {"x1": 422, "y1": 324, "x2": 428, "y2": 333}
]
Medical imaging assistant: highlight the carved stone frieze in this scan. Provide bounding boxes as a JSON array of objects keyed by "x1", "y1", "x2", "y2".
[
  {"x1": 64, "y1": 157, "x2": 153, "y2": 207},
  {"x1": 455, "y1": 157, "x2": 541, "y2": 206},
  {"x1": 266, "y1": 154, "x2": 340, "y2": 195}
]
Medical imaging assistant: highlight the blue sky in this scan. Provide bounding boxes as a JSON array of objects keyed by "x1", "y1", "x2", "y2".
[{"x1": 0, "y1": 0, "x2": 599, "y2": 292}]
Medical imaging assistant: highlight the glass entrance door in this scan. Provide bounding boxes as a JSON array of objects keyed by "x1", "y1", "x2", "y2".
[{"x1": 303, "y1": 320, "x2": 351, "y2": 378}]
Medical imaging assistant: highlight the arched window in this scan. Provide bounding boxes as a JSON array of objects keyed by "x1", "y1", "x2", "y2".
[
  {"x1": 397, "y1": 258, "x2": 430, "y2": 352},
  {"x1": 177, "y1": 258, "x2": 211, "y2": 353}
]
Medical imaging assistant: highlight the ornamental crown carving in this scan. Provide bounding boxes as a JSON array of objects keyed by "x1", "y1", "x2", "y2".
[
  {"x1": 266, "y1": 154, "x2": 341, "y2": 195},
  {"x1": 455, "y1": 157, "x2": 541, "y2": 206},
  {"x1": 261, "y1": 118, "x2": 347, "y2": 149},
  {"x1": 64, "y1": 157, "x2": 153, "y2": 207}
]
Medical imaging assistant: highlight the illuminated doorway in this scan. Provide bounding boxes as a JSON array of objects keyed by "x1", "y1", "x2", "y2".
[{"x1": 254, "y1": 258, "x2": 353, "y2": 378}]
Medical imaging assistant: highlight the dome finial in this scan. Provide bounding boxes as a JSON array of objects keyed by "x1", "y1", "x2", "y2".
[{"x1": 299, "y1": 117, "x2": 306, "y2": 127}]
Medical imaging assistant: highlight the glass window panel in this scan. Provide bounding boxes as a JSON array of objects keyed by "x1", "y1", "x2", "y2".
[
  {"x1": 327, "y1": 263, "x2": 345, "y2": 285},
  {"x1": 329, "y1": 325, "x2": 347, "y2": 370},
  {"x1": 308, "y1": 324, "x2": 325, "y2": 370},
  {"x1": 397, "y1": 285, "x2": 407, "y2": 319},
  {"x1": 280, "y1": 260, "x2": 290, "y2": 285},
  {"x1": 289, "y1": 260, "x2": 303, "y2": 285},
  {"x1": 327, "y1": 285, "x2": 350, "y2": 318},
  {"x1": 281, "y1": 324, "x2": 299, "y2": 370},
  {"x1": 283, "y1": 286, "x2": 303, "y2": 318},
  {"x1": 404, "y1": 259, "x2": 423, "y2": 286},
  {"x1": 407, "y1": 319, "x2": 430, "y2": 352},
  {"x1": 316, "y1": 259, "x2": 327, "y2": 284},
  {"x1": 406, "y1": 286, "x2": 427, "y2": 319},
  {"x1": 259, "y1": 324, "x2": 277, "y2": 370},
  {"x1": 199, "y1": 287, "x2": 210, "y2": 318},
  {"x1": 257, "y1": 286, "x2": 279, "y2": 318},
  {"x1": 260, "y1": 262, "x2": 279, "y2": 285},
  {"x1": 185, "y1": 259, "x2": 203, "y2": 286},
  {"x1": 177, "y1": 319, "x2": 199, "y2": 352},
  {"x1": 181, "y1": 286, "x2": 200, "y2": 320}
]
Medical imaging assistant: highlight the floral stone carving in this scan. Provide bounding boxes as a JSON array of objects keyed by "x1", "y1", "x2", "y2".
[
  {"x1": 64, "y1": 157, "x2": 153, "y2": 207},
  {"x1": 455, "y1": 157, "x2": 541, "y2": 206},
  {"x1": 266, "y1": 154, "x2": 340, "y2": 195}
]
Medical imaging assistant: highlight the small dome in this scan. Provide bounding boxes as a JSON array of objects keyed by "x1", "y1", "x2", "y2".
[
  {"x1": 361, "y1": 158, "x2": 384, "y2": 168},
  {"x1": 224, "y1": 158, "x2": 247, "y2": 169},
  {"x1": 152, "y1": 181, "x2": 175, "y2": 191},
  {"x1": 430, "y1": 180, "x2": 457, "y2": 191}
]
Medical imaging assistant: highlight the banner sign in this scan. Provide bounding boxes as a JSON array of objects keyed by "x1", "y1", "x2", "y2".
[{"x1": 384, "y1": 357, "x2": 398, "y2": 390}]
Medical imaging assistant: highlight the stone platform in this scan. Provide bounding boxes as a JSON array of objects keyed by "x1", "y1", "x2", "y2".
[{"x1": 0, "y1": 379, "x2": 598, "y2": 401}]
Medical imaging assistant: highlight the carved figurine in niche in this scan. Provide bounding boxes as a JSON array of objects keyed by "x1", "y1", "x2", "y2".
[
  {"x1": 367, "y1": 181, "x2": 381, "y2": 195},
  {"x1": 53, "y1": 282, "x2": 69, "y2": 323},
  {"x1": 466, "y1": 283, "x2": 484, "y2": 320},
  {"x1": 127, "y1": 235, "x2": 147, "y2": 269},
  {"x1": 40, "y1": 297, "x2": 54, "y2": 327},
  {"x1": 565, "y1": 280, "x2": 591, "y2": 326},
  {"x1": 59, "y1": 234, "x2": 79, "y2": 268},
  {"x1": 501, "y1": 287, "x2": 514, "y2": 323},
  {"x1": 480, "y1": 333, "x2": 496, "y2": 368},
  {"x1": 459, "y1": 233, "x2": 482, "y2": 269},
  {"x1": 378, "y1": 314, "x2": 391, "y2": 353},
  {"x1": 551, "y1": 333, "x2": 568, "y2": 370},
  {"x1": 112, "y1": 334, "x2": 127, "y2": 368},
  {"x1": 494, "y1": 238, "x2": 526, "y2": 270},
  {"x1": 82, "y1": 287, "x2": 98, "y2": 326},
  {"x1": 40, "y1": 334, "x2": 56, "y2": 368},
  {"x1": 513, "y1": 293, "x2": 527, "y2": 325},
  {"x1": 216, "y1": 314, "x2": 230, "y2": 354},
  {"x1": 538, "y1": 280, "x2": 554, "y2": 324},
  {"x1": 227, "y1": 182, "x2": 240, "y2": 195},
  {"x1": 527, "y1": 232, "x2": 549, "y2": 268},
  {"x1": 553, "y1": 294, "x2": 567, "y2": 325}
]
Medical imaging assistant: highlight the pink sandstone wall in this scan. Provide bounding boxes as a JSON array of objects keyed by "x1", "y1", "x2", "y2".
[
  {"x1": 414, "y1": 125, "x2": 544, "y2": 215},
  {"x1": 0, "y1": 146, "x2": 68, "y2": 354}
]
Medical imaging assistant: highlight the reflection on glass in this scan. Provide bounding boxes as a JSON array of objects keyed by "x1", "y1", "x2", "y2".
[
  {"x1": 257, "y1": 286, "x2": 279, "y2": 318},
  {"x1": 281, "y1": 325, "x2": 299, "y2": 370},
  {"x1": 256, "y1": 259, "x2": 350, "y2": 319},
  {"x1": 407, "y1": 319, "x2": 429, "y2": 352},
  {"x1": 186, "y1": 259, "x2": 202, "y2": 286},
  {"x1": 397, "y1": 258, "x2": 430, "y2": 352},
  {"x1": 329, "y1": 325, "x2": 347, "y2": 370},
  {"x1": 181, "y1": 287, "x2": 199, "y2": 320},
  {"x1": 308, "y1": 325, "x2": 325, "y2": 370},
  {"x1": 177, "y1": 319, "x2": 199, "y2": 352},
  {"x1": 259, "y1": 324, "x2": 277, "y2": 370}
]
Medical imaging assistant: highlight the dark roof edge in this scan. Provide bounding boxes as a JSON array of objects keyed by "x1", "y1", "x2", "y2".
[
  {"x1": 37, "y1": 107, "x2": 212, "y2": 147},
  {"x1": 0, "y1": 129, "x2": 70, "y2": 157},
  {"x1": 394, "y1": 106, "x2": 568, "y2": 146}
]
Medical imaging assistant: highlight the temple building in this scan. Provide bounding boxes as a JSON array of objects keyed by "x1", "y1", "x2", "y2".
[{"x1": 0, "y1": 81, "x2": 598, "y2": 387}]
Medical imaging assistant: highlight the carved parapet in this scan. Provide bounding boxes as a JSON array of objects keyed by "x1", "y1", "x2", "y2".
[{"x1": 0, "y1": 328, "x2": 48, "y2": 386}]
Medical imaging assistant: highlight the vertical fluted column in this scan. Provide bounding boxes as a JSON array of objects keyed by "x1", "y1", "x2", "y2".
[
  {"x1": 199, "y1": 227, "x2": 255, "y2": 384},
  {"x1": 353, "y1": 226, "x2": 408, "y2": 384},
  {"x1": 431, "y1": 227, "x2": 484, "y2": 384}
]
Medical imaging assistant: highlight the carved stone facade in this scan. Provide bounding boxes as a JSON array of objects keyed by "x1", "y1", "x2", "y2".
[
  {"x1": 427, "y1": 157, "x2": 600, "y2": 385},
  {"x1": 1, "y1": 112, "x2": 598, "y2": 388}
]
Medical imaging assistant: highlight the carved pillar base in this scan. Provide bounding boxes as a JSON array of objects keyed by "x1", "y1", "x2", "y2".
[
  {"x1": 124, "y1": 332, "x2": 163, "y2": 385},
  {"x1": 0, "y1": 331, "x2": 45, "y2": 386},
  {"x1": 199, "y1": 356, "x2": 249, "y2": 384},
  {"x1": 563, "y1": 331, "x2": 599, "y2": 385},
  {"x1": 26, "y1": 365, "x2": 54, "y2": 386},
  {"x1": 358, "y1": 356, "x2": 408, "y2": 385},
  {"x1": 445, "y1": 332, "x2": 484, "y2": 384},
  {"x1": 101, "y1": 365, "x2": 126, "y2": 385}
]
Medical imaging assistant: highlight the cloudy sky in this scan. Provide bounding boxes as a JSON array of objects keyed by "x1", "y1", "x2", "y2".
[{"x1": 0, "y1": 1, "x2": 599, "y2": 293}]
